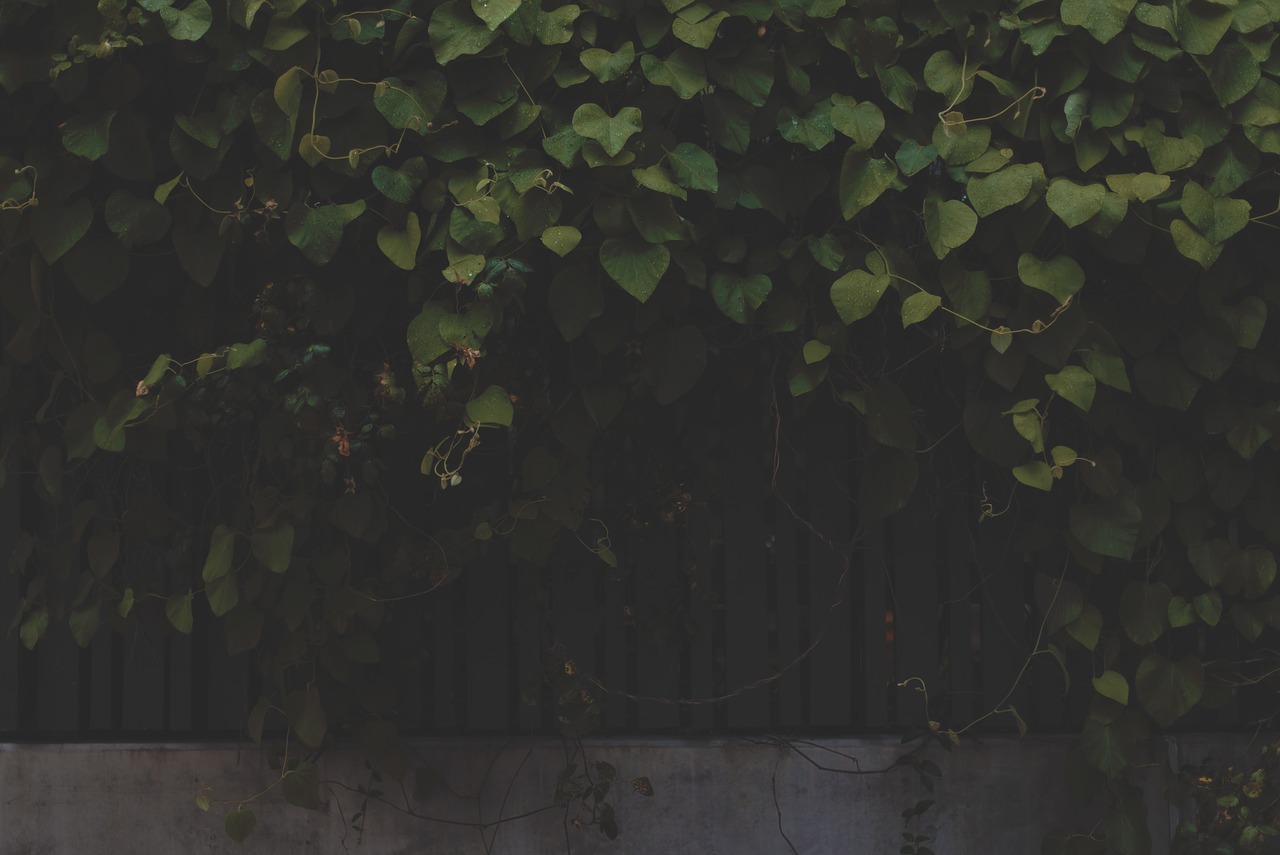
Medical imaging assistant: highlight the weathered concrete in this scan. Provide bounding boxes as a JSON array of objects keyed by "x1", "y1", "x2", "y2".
[{"x1": 0, "y1": 735, "x2": 1256, "y2": 853}]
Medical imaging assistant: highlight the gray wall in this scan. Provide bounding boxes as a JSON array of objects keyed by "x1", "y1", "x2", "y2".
[{"x1": 0, "y1": 735, "x2": 1253, "y2": 854}]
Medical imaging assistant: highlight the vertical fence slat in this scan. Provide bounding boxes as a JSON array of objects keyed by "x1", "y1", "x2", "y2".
[
  {"x1": 942, "y1": 496, "x2": 977, "y2": 729},
  {"x1": 721, "y1": 387, "x2": 770, "y2": 728},
  {"x1": 891, "y1": 492, "x2": 939, "y2": 729},
  {"x1": 431, "y1": 578, "x2": 460, "y2": 730},
  {"x1": 976, "y1": 486, "x2": 1028, "y2": 729},
  {"x1": 513, "y1": 561, "x2": 543, "y2": 732},
  {"x1": 773, "y1": 422, "x2": 803, "y2": 729},
  {"x1": 636, "y1": 527, "x2": 680, "y2": 730},
  {"x1": 122, "y1": 621, "x2": 165, "y2": 731},
  {"x1": 861, "y1": 522, "x2": 890, "y2": 729},
  {"x1": 0, "y1": 432, "x2": 19, "y2": 732},
  {"x1": 465, "y1": 545, "x2": 510, "y2": 731},
  {"x1": 684, "y1": 418, "x2": 716, "y2": 731},
  {"x1": 806, "y1": 410, "x2": 852, "y2": 728}
]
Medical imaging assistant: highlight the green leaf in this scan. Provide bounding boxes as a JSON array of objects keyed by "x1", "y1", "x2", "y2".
[
  {"x1": 30, "y1": 197, "x2": 93, "y2": 264},
  {"x1": 580, "y1": 41, "x2": 634, "y2": 83},
  {"x1": 547, "y1": 270, "x2": 602, "y2": 341},
  {"x1": 1066, "y1": 604, "x2": 1103, "y2": 650},
  {"x1": 1060, "y1": 0, "x2": 1137, "y2": 43},
  {"x1": 252, "y1": 522, "x2": 294, "y2": 574},
  {"x1": 224, "y1": 808, "x2": 256, "y2": 843},
  {"x1": 1070, "y1": 495, "x2": 1142, "y2": 559},
  {"x1": 923, "y1": 197, "x2": 977, "y2": 259},
  {"x1": 1045, "y1": 179, "x2": 1107, "y2": 228},
  {"x1": 1200, "y1": 40, "x2": 1260, "y2": 106},
  {"x1": 202, "y1": 524, "x2": 235, "y2": 582},
  {"x1": 373, "y1": 75, "x2": 445, "y2": 134},
  {"x1": 466, "y1": 385, "x2": 514, "y2": 426},
  {"x1": 572, "y1": 104, "x2": 642, "y2": 157},
  {"x1": 640, "y1": 49, "x2": 707, "y2": 99},
  {"x1": 408, "y1": 304, "x2": 451, "y2": 364},
  {"x1": 966, "y1": 163, "x2": 1043, "y2": 217},
  {"x1": 1045, "y1": 366, "x2": 1097, "y2": 411},
  {"x1": 1051, "y1": 446, "x2": 1078, "y2": 466},
  {"x1": 284, "y1": 201, "x2": 366, "y2": 265},
  {"x1": 160, "y1": 0, "x2": 213, "y2": 41},
  {"x1": 377, "y1": 212, "x2": 421, "y2": 271},
  {"x1": 273, "y1": 66, "x2": 303, "y2": 118},
  {"x1": 429, "y1": 0, "x2": 499, "y2": 63},
  {"x1": 1119, "y1": 581, "x2": 1172, "y2": 644},
  {"x1": 1170, "y1": 219, "x2": 1222, "y2": 269},
  {"x1": 711, "y1": 271, "x2": 771, "y2": 324},
  {"x1": 901, "y1": 291, "x2": 942, "y2": 327},
  {"x1": 206, "y1": 572, "x2": 239, "y2": 618},
  {"x1": 864, "y1": 382, "x2": 916, "y2": 451},
  {"x1": 227, "y1": 339, "x2": 267, "y2": 370},
  {"x1": 1194, "y1": 590, "x2": 1223, "y2": 626},
  {"x1": 672, "y1": 9, "x2": 727, "y2": 48},
  {"x1": 1168, "y1": 595, "x2": 1197, "y2": 628},
  {"x1": 704, "y1": 90, "x2": 752, "y2": 154},
  {"x1": 830, "y1": 96, "x2": 884, "y2": 151},
  {"x1": 1092, "y1": 670, "x2": 1129, "y2": 706},
  {"x1": 839, "y1": 152, "x2": 897, "y2": 219},
  {"x1": 540, "y1": 225, "x2": 581, "y2": 256},
  {"x1": 1014, "y1": 461, "x2": 1054, "y2": 491},
  {"x1": 294, "y1": 686, "x2": 327, "y2": 748},
  {"x1": 1135, "y1": 653, "x2": 1204, "y2": 728},
  {"x1": 69, "y1": 601, "x2": 101, "y2": 648},
  {"x1": 777, "y1": 104, "x2": 835, "y2": 151},
  {"x1": 1105, "y1": 172, "x2": 1171, "y2": 202},
  {"x1": 19, "y1": 607, "x2": 48, "y2": 650},
  {"x1": 105, "y1": 190, "x2": 172, "y2": 247},
  {"x1": 372, "y1": 160, "x2": 426, "y2": 204},
  {"x1": 262, "y1": 13, "x2": 308, "y2": 50},
  {"x1": 668, "y1": 142, "x2": 718, "y2": 192},
  {"x1": 62, "y1": 111, "x2": 116, "y2": 161},
  {"x1": 1080, "y1": 717, "x2": 1133, "y2": 778},
  {"x1": 632, "y1": 165, "x2": 687, "y2": 200},
  {"x1": 165, "y1": 591, "x2": 194, "y2": 634},
  {"x1": 281, "y1": 761, "x2": 322, "y2": 810},
  {"x1": 1180, "y1": 181, "x2": 1250, "y2": 244},
  {"x1": 1017, "y1": 253, "x2": 1085, "y2": 302},
  {"x1": 802, "y1": 340, "x2": 830, "y2": 364},
  {"x1": 472, "y1": 0, "x2": 520, "y2": 28},
  {"x1": 600, "y1": 237, "x2": 669, "y2": 302}
]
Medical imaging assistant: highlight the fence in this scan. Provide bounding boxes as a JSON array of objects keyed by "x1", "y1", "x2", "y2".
[{"x1": 0, "y1": 375, "x2": 1258, "y2": 742}]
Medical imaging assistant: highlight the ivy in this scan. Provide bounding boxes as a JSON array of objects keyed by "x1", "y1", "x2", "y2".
[{"x1": 4, "y1": 0, "x2": 1280, "y2": 848}]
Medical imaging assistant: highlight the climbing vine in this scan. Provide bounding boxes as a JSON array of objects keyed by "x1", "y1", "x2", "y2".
[{"x1": 4, "y1": 0, "x2": 1280, "y2": 848}]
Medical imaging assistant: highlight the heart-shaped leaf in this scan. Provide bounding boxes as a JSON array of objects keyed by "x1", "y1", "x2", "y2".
[
  {"x1": 1017, "y1": 253, "x2": 1085, "y2": 302},
  {"x1": 831, "y1": 270, "x2": 891, "y2": 324},
  {"x1": 711, "y1": 271, "x2": 771, "y2": 324},
  {"x1": 924, "y1": 197, "x2": 977, "y2": 258},
  {"x1": 377, "y1": 212, "x2": 421, "y2": 270},
  {"x1": 600, "y1": 236, "x2": 668, "y2": 302},
  {"x1": 1135, "y1": 653, "x2": 1204, "y2": 727},
  {"x1": 285, "y1": 200, "x2": 366, "y2": 264},
  {"x1": 1045, "y1": 366, "x2": 1097, "y2": 411},
  {"x1": 1046, "y1": 179, "x2": 1107, "y2": 228},
  {"x1": 30, "y1": 197, "x2": 93, "y2": 264},
  {"x1": 466, "y1": 385, "x2": 514, "y2": 426},
  {"x1": 572, "y1": 103, "x2": 642, "y2": 157}
]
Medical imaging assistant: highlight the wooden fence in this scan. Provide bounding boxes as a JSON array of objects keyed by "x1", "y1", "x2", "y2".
[{"x1": 0, "y1": 378, "x2": 1254, "y2": 740}]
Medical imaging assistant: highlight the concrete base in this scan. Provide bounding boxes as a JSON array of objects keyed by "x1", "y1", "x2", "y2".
[{"x1": 0, "y1": 735, "x2": 1258, "y2": 853}]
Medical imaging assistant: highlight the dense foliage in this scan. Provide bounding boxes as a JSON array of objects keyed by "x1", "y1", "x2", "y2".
[{"x1": 4, "y1": 0, "x2": 1280, "y2": 848}]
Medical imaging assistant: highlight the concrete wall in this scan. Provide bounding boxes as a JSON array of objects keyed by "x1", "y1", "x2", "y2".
[{"x1": 0, "y1": 735, "x2": 1256, "y2": 854}]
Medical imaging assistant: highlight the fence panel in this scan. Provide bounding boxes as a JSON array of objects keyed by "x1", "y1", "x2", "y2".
[{"x1": 0, "y1": 392, "x2": 1125, "y2": 741}]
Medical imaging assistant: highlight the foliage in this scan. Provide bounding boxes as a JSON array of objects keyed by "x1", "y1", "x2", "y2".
[
  {"x1": 3, "y1": 0, "x2": 1280, "y2": 848},
  {"x1": 1173, "y1": 742, "x2": 1280, "y2": 854}
]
